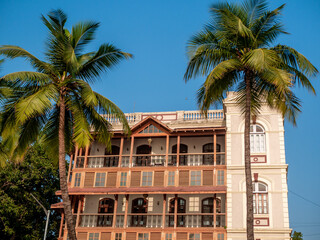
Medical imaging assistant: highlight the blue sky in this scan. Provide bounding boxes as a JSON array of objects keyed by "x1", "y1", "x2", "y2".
[{"x1": 1, "y1": 0, "x2": 320, "y2": 238}]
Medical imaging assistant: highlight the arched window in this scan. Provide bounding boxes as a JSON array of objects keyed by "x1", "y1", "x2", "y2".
[
  {"x1": 131, "y1": 198, "x2": 148, "y2": 227},
  {"x1": 168, "y1": 197, "x2": 186, "y2": 227},
  {"x1": 202, "y1": 143, "x2": 221, "y2": 165},
  {"x1": 104, "y1": 145, "x2": 120, "y2": 167},
  {"x1": 172, "y1": 144, "x2": 188, "y2": 165},
  {"x1": 253, "y1": 182, "x2": 268, "y2": 214},
  {"x1": 136, "y1": 145, "x2": 152, "y2": 166},
  {"x1": 97, "y1": 198, "x2": 114, "y2": 226},
  {"x1": 250, "y1": 124, "x2": 265, "y2": 153}
]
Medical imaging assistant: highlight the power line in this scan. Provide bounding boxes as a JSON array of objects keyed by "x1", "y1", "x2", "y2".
[{"x1": 289, "y1": 190, "x2": 320, "y2": 208}]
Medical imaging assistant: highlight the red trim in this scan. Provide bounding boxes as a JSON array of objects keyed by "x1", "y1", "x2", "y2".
[
  {"x1": 253, "y1": 217, "x2": 269, "y2": 226},
  {"x1": 251, "y1": 155, "x2": 267, "y2": 163}
]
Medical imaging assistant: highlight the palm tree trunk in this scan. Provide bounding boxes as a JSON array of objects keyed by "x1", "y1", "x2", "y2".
[
  {"x1": 245, "y1": 70, "x2": 254, "y2": 240},
  {"x1": 59, "y1": 95, "x2": 77, "y2": 240}
]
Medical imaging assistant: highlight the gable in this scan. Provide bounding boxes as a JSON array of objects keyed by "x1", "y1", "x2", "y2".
[
  {"x1": 139, "y1": 124, "x2": 164, "y2": 134},
  {"x1": 131, "y1": 117, "x2": 172, "y2": 135}
]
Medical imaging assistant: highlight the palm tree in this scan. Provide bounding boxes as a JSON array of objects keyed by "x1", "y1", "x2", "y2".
[
  {"x1": 0, "y1": 9, "x2": 131, "y2": 239},
  {"x1": 184, "y1": 1, "x2": 317, "y2": 239}
]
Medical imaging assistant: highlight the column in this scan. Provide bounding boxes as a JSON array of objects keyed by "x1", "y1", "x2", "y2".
[
  {"x1": 177, "y1": 136, "x2": 180, "y2": 167},
  {"x1": 73, "y1": 146, "x2": 79, "y2": 169},
  {"x1": 119, "y1": 137, "x2": 124, "y2": 167},
  {"x1": 174, "y1": 194, "x2": 178, "y2": 229},
  {"x1": 214, "y1": 194, "x2": 217, "y2": 228},
  {"x1": 84, "y1": 146, "x2": 89, "y2": 168},
  {"x1": 214, "y1": 132, "x2": 217, "y2": 165},
  {"x1": 162, "y1": 194, "x2": 167, "y2": 229},
  {"x1": 165, "y1": 135, "x2": 169, "y2": 167},
  {"x1": 67, "y1": 154, "x2": 73, "y2": 183},
  {"x1": 59, "y1": 212, "x2": 64, "y2": 238},
  {"x1": 129, "y1": 137, "x2": 135, "y2": 167},
  {"x1": 124, "y1": 194, "x2": 129, "y2": 228},
  {"x1": 113, "y1": 195, "x2": 118, "y2": 228}
]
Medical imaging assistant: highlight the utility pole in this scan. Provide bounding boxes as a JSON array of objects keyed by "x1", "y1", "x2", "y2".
[{"x1": 30, "y1": 193, "x2": 51, "y2": 240}]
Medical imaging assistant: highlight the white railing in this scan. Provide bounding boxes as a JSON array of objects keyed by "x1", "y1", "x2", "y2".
[
  {"x1": 183, "y1": 110, "x2": 224, "y2": 121},
  {"x1": 103, "y1": 110, "x2": 224, "y2": 125}
]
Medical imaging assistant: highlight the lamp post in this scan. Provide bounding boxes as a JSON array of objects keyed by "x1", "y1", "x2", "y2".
[{"x1": 30, "y1": 193, "x2": 51, "y2": 240}]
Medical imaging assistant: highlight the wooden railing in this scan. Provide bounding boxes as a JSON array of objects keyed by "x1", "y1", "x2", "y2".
[
  {"x1": 75, "y1": 153, "x2": 226, "y2": 168},
  {"x1": 76, "y1": 213, "x2": 225, "y2": 228}
]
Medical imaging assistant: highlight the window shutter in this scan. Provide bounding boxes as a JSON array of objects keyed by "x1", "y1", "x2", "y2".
[
  {"x1": 84, "y1": 172, "x2": 94, "y2": 187},
  {"x1": 150, "y1": 232, "x2": 161, "y2": 240},
  {"x1": 126, "y1": 232, "x2": 137, "y2": 240},
  {"x1": 131, "y1": 172, "x2": 141, "y2": 187},
  {"x1": 154, "y1": 171, "x2": 164, "y2": 186},
  {"x1": 77, "y1": 232, "x2": 88, "y2": 240},
  {"x1": 203, "y1": 170, "x2": 213, "y2": 186},
  {"x1": 179, "y1": 171, "x2": 189, "y2": 186},
  {"x1": 107, "y1": 172, "x2": 117, "y2": 187},
  {"x1": 177, "y1": 232, "x2": 187, "y2": 240},
  {"x1": 101, "y1": 232, "x2": 111, "y2": 240},
  {"x1": 202, "y1": 233, "x2": 213, "y2": 240}
]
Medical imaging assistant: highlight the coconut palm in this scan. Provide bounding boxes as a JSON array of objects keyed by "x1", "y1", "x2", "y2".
[
  {"x1": 0, "y1": 9, "x2": 131, "y2": 239},
  {"x1": 184, "y1": 1, "x2": 317, "y2": 239}
]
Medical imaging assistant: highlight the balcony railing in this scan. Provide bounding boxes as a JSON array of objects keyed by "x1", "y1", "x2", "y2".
[
  {"x1": 75, "y1": 153, "x2": 225, "y2": 168},
  {"x1": 102, "y1": 110, "x2": 224, "y2": 125},
  {"x1": 165, "y1": 213, "x2": 226, "y2": 228},
  {"x1": 76, "y1": 213, "x2": 225, "y2": 228},
  {"x1": 77, "y1": 214, "x2": 114, "y2": 227}
]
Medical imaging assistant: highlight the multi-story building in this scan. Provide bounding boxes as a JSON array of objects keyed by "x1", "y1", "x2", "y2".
[{"x1": 53, "y1": 92, "x2": 291, "y2": 240}]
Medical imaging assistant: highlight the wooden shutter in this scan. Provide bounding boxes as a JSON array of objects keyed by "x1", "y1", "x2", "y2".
[
  {"x1": 131, "y1": 172, "x2": 141, "y2": 187},
  {"x1": 84, "y1": 172, "x2": 94, "y2": 187},
  {"x1": 77, "y1": 232, "x2": 88, "y2": 240},
  {"x1": 154, "y1": 171, "x2": 164, "y2": 186},
  {"x1": 107, "y1": 172, "x2": 117, "y2": 187},
  {"x1": 179, "y1": 170, "x2": 189, "y2": 186},
  {"x1": 177, "y1": 232, "x2": 187, "y2": 240},
  {"x1": 150, "y1": 232, "x2": 161, "y2": 240},
  {"x1": 202, "y1": 233, "x2": 213, "y2": 240},
  {"x1": 203, "y1": 170, "x2": 213, "y2": 186},
  {"x1": 126, "y1": 232, "x2": 137, "y2": 240},
  {"x1": 101, "y1": 232, "x2": 111, "y2": 240}
]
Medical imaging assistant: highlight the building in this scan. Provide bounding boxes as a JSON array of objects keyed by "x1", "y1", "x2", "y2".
[{"x1": 53, "y1": 92, "x2": 291, "y2": 240}]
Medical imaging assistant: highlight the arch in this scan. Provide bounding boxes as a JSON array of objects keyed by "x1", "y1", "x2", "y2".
[
  {"x1": 131, "y1": 198, "x2": 148, "y2": 227},
  {"x1": 136, "y1": 145, "x2": 152, "y2": 154},
  {"x1": 104, "y1": 145, "x2": 120, "y2": 167},
  {"x1": 136, "y1": 145, "x2": 152, "y2": 166},
  {"x1": 105, "y1": 145, "x2": 120, "y2": 155},
  {"x1": 97, "y1": 198, "x2": 114, "y2": 227},
  {"x1": 253, "y1": 181, "x2": 269, "y2": 214},
  {"x1": 250, "y1": 124, "x2": 266, "y2": 153},
  {"x1": 168, "y1": 197, "x2": 186, "y2": 227},
  {"x1": 202, "y1": 143, "x2": 221, "y2": 165},
  {"x1": 172, "y1": 144, "x2": 188, "y2": 166}
]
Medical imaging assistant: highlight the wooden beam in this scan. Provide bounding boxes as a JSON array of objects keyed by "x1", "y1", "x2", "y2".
[
  {"x1": 177, "y1": 136, "x2": 180, "y2": 167},
  {"x1": 174, "y1": 194, "x2": 178, "y2": 229},
  {"x1": 214, "y1": 194, "x2": 217, "y2": 229},
  {"x1": 84, "y1": 146, "x2": 89, "y2": 168},
  {"x1": 124, "y1": 194, "x2": 129, "y2": 229},
  {"x1": 73, "y1": 145, "x2": 79, "y2": 169},
  {"x1": 165, "y1": 135, "x2": 169, "y2": 167},
  {"x1": 119, "y1": 137, "x2": 124, "y2": 167},
  {"x1": 162, "y1": 194, "x2": 166, "y2": 229},
  {"x1": 112, "y1": 195, "x2": 118, "y2": 228},
  {"x1": 214, "y1": 132, "x2": 217, "y2": 166},
  {"x1": 67, "y1": 154, "x2": 73, "y2": 184},
  {"x1": 129, "y1": 137, "x2": 135, "y2": 167},
  {"x1": 75, "y1": 197, "x2": 81, "y2": 228},
  {"x1": 59, "y1": 212, "x2": 64, "y2": 238}
]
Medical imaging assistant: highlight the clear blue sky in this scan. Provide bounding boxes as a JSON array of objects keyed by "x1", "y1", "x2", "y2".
[{"x1": 1, "y1": 0, "x2": 319, "y2": 238}]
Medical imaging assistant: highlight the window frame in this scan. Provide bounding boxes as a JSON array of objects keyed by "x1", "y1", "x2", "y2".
[
  {"x1": 167, "y1": 171, "x2": 175, "y2": 186},
  {"x1": 250, "y1": 124, "x2": 266, "y2": 153},
  {"x1": 74, "y1": 173, "x2": 81, "y2": 187},
  {"x1": 120, "y1": 172, "x2": 127, "y2": 187},
  {"x1": 253, "y1": 182, "x2": 269, "y2": 214},
  {"x1": 141, "y1": 171, "x2": 153, "y2": 186},
  {"x1": 94, "y1": 172, "x2": 106, "y2": 187},
  {"x1": 190, "y1": 170, "x2": 201, "y2": 186}
]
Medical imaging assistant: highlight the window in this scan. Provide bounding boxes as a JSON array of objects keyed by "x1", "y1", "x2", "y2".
[
  {"x1": 217, "y1": 170, "x2": 224, "y2": 185},
  {"x1": 74, "y1": 173, "x2": 81, "y2": 187},
  {"x1": 190, "y1": 171, "x2": 201, "y2": 186},
  {"x1": 95, "y1": 173, "x2": 106, "y2": 187},
  {"x1": 120, "y1": 172, "x2": 127, "y2": 186},
  {"x1": 88, "y1": 233, "x2": 99, "y2": 240},
  {"x1": 217, "y1": 233, "x2": 224, "y2": 240},
  {"x1": 165, "y1": 233, "x2": 173, "y2": 240},
  {"x1": 139, "y1": 124, "x2": 163, "y2": 134},
  {"x1": 189, "y1": 197, "x2": 199, "y2": 211},
  {"x1": 148, "y1": 197, "x2": 153, "y2": 212},
  {"x1": 142, "y1": 172, "x2": 153, "y2": 186},
  {"x1": 250, "y1": 124, "x2": 265, "y2": 153},
  {"x1": 189, "y1": 233, "x2": 200, "y2": 240},
  {"x1": 121, "y1": 156, "x2": 130, "y2": 167},
  {"x1": 168, "y1": 171, "x2": 175, "y2": 186},
  {"x1": 115, "y1": 233, "x2": 122, "y2": 240},
  {"x1": 138, "y1": 233, "x2": 149, "y2": 240},
  {"x1": 253, "y1": 182, "x2": 268, "y2": 214},
  {"x1": 122, "y1": 197, "x2": 126, "y2": 211}
]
